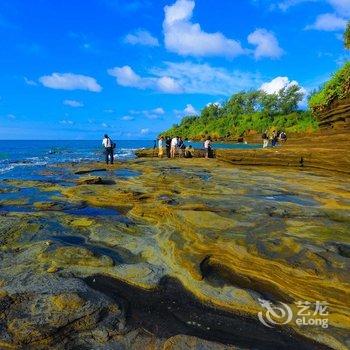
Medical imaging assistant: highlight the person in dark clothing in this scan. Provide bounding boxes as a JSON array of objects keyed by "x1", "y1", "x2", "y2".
[
  {"x1": 271, "y1": 130, "x2": 278, "y2": 147},
  {"x1": 102, "y1": 134, "x2": 115, "y2": 164},
  {"x1": 178, "y1": 137, "x2": 185, "y2": 157},
  {"x1": 165, "y1": 136, "x2": 171, "y2": 158}
]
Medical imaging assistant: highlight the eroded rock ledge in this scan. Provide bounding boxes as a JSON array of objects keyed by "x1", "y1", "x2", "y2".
[
  {"x1": 136, "y1": 130, "x2": 350, "y2": 174},
  {"x1": 0, "y1": 157, "x2": 349, "y2": 349}
]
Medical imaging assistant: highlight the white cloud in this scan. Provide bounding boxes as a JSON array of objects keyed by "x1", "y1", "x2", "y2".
[
  {"x1": 260, "y1": 76, "x2": 298, "y2": 94},
  {"x1": 140, "y1": 128, "x2": 150, "y2": 135},
  {"x1": 124, "y1": 29, "x2": 159, "y2": 46},
  {"x1": 129, "y1": 107, "x2": 166, "y2": 120},
  {"x1": 109, "y1": 61, "x2": 262, "y2": 96},
  {"x1": 260, "y1": 76, "x2": 307, "y2": 107},
  {"x1": 248, "y1": 29, "x2": 284, "y2": 59},
  {"x1": 153, "y1": 107, "x2": 165, "y2": 115},
  {"x1": 156, "y1": 76, "x2": 183, "y2": 93},
  {"x1": 269, "y1": 0, "x2": 350, "y2": 15},
  {"x1": 39, "y1": 73, "x2": 102, "y2": 92},
  {"x1": 122, "y1": 115, "x2": 134, "y2": 121},
  {"x1": 163, "y1": 0, "x2": 245, "y2": 57},
  {"x1": 273, "y1": 0, "x2": 317, "y2": 11},
  {"x1": 24, "y1": 77, "x2": 38, "y2": 86},
  {"x1": 174, "y1": 103, "x2": 199, "y2": 118},
  {"x1": 271, "y1": 0, "x2": 350, "y2": 30},
  {"x1": 63, "y1": 99, "x2": 84, "y2": 108},
  {"x1": 306, "y1": 13, "x2": 347, "y2": 31},
  {"x1": 108, "y1": 66, "x2": 148, "y2": 89},
  {"x1": 151, "y1": 61, "x2": 262, "y2": 95},
  {"x1": 59, "y1": 120, "x2": 74, "y2": 125},
  {"x1": 328, "y1": 0, "x2": 350, "y2": 17},
  {"x1": 108, "y1": 65, "x2": 183, "y2": 93},
  {"x1": 184, "y1": 104, "x2": 198, "y2": 115}
]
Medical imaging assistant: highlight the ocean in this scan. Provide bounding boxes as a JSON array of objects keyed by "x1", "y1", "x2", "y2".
[{"x1": 0, "y1": 140, "x2": 260, "y2": 179}]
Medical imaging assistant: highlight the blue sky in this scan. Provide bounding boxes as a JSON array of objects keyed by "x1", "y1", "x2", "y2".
[{"x1": 0, "y1": 0, "x2": 349, "y2": 140}]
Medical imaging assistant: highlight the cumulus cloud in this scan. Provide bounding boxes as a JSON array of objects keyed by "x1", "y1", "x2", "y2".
[
  {"x1": 150, "y1": 61, "x2": 262, "y2": 95},
  {"x1": 124, "y1": 29, "x2": 159, "y2": 46},
  {"x1": 184, "y1": 104, "x2": 198, "y2": 115},
  {"x1": 108, "y1": 65, "x2": 183, "y2": 93},
  {"x1": 63, "y1": 99, "x2": 84, "y2": 108},
  {"x1": 156, "y1": 76, "x2": 183, "y2": 93},
  {"x1": 260, "y1": 76, "x2": 298, "y2": 94},
  {"x1": 248, "y1": 29, "x2": 284, "y2": 59},
  {"x1": 174, "y1": 103, "x2": 199, "y2": 118},
  {"x1": 260, "y1": 76, "x2": 307, "y2": 107},
  {"x1": 163, "y1": 0, "x2": 245, "y2": 57},
  {"x1": 39, "y1": 73, "x2": 102, "y2": 92},
  {"x1": 153, "y1": 107, "x2": 165, "y2": 115},
  {"x1": 109, "y1": 61, "x2": 261, "y2": 95},
  {"x1": 306, "y1": 13, "x2": 347, "y2": 31},
  {"x1": 107, "y1": 66, "x2": 146, "y2": 88},
  {"x1": 140, "y1": 128, "x2": 150, "y2": 135}
]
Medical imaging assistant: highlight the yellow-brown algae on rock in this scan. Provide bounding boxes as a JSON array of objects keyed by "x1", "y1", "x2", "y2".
[
  {"x1": 1, "y1": 155, "x2": 350, "y2": 349},
  {"x1": 50, "y1": 293, "x2": 85, "y2": 311},
  {"x1": 38, "y1": 246, "x2": 114, "y2": 268}
]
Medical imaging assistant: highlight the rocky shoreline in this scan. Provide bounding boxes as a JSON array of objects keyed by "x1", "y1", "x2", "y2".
[
  {"x1": 0, "y1": 145, "x2": 349, "y2": 349},
  {"x1": 136, "y1": 129, "x2": 350, "y2": 174}
]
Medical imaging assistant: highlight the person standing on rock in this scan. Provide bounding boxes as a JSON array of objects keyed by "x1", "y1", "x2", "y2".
[
  {"x1": 102, "y1": 134, "x2": 115, "y2": 165},
  {"x1": 262, "y1": 130, "x2": 269, "y2": 148},
  {"x1": 170, "y1": 136, "x2": 178, "y2": 158},
  {"x1": 271, "y1": 130, "x2": 278, "y2": 147},
  {"x1": 204, "y1": 136, "x2": 212, "y2": 159},
  {"x1": 158, "y1": 136, "x2": 164, "y2": 158},
  {"x1": 165, "y1": 136, "x2": 171, "y2": 158},
  {"x1": 178, "y1": 137, "x2": 185, "y2": 157}
]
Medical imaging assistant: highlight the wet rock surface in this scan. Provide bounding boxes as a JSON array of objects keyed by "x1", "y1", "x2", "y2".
[{"x1": 0, "y1": 157, "x2": 349, "y2": 349}]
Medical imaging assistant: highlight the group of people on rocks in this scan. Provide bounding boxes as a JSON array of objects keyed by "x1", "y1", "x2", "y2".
[
  {"x1": 157, "y1": 136, "x2": 213, "y2": 159},
  {"x1": 261, "y1": 130, "x2": 287, "y2": 148},
  {"x1": 102, "y1": 130, "x2": 287, "y2": 165}
]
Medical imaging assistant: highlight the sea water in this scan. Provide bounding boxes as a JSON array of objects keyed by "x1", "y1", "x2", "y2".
[{"x1": 0, "y1": 140, "x2": 260, "y2": 178}]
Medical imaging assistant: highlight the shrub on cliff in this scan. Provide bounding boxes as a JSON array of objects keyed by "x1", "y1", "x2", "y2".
[{"x1": 309, "y1": 62, "x2": 350, "y2": 114}]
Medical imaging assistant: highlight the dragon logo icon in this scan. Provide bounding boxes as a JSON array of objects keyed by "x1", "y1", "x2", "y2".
[{"x1": 258, "y1": 299, "x2": 293, "y2": 328}]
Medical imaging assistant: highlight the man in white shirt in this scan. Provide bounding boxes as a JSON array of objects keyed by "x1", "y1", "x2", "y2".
[
  {"x1": 170, "y1": 136, "x2": 178, "y2": 158},
  {"x1": 102, "y1": 134, "x2": 114, "y2": 164},
  {"x1": 204, "y1": 136, "x2": 212, "y2": 159}
]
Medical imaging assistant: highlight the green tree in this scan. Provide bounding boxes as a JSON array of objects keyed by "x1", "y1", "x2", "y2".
[
  {"x1": 201, "y1": 103, "x2": 221, "y2": 122},
  {"x1": 345, "y1": 21, "x2": 350, "y2": 49},
  {"x1": 277, "y1": 84, "x2": 304, "y2": 115},
  {"x1": 259, "y1": 92, "x2": 279, "y2": 117}
]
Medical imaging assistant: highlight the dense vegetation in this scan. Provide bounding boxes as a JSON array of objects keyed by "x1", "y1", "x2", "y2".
[
  {"x1": 163, "y1": 85, "x2": 318, "y2": 141},
  {"x1": 163, "y1": 24, "x2": 349, "y2": 141},
  {"x1": 309, "y1": 62, "x2": 350, "y2": 115}
]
